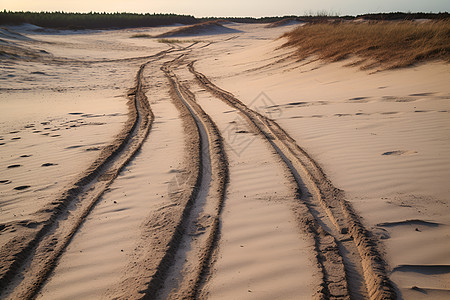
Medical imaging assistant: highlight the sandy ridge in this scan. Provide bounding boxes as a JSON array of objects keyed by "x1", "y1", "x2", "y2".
[
  {"x1": 0, "y1": 58, "x2": 153, "y2": 298},
  {"x1": 188, "y1": 63, "x2": 397, "y2": 299}
]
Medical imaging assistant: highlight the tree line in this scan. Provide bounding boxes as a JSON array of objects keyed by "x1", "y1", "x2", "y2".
[
  {"x1": 0, "y1": 11, "x2": 198, "y2": 29},
  {"x1": 0, "y1": 11, "x2": 448, "y2": 30}
]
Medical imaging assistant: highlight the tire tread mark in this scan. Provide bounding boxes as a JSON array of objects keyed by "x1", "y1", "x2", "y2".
[
  {"x1": 188, "y1": 62, "x2": 396, "y2": 300},
  {"x1": 0, "y1": 61, "x2": 153, "y2": 298},
  {"x1": 147, "y1": 59, "x2": 228, "y2": 299}
]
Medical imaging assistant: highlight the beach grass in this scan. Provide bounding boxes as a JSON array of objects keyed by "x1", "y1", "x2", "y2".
[
  {"x1": 281, "y1": 21, "x2": 450, "y2": 69},
  {"x1": 130, "y1": 33, "x2": 152, "y2": 38}
]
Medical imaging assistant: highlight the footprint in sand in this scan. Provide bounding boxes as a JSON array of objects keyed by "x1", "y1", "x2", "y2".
[
  {"x1": 14, "y1": 185, "x2": 30, "y2": 191},
  {"x1": 20, "y1": 154, "x2": 32, "y2": 158},
  {"x1": 382, "y1": 150, "x2": 417, "y2": 156},
  {"x1": 0, "y1": 143, "x2": 5, "y2": 146},
  {"x1": 286, "y1": 101, "x2": 308, "y2": 107},
  {"x1": 9, "y1": 131, "x2": 19, "y2": 134},
  {"x1": 349, "y1": 96, "x2": 370, "y2": 101},
  {"x1": 11, "y1": 137, "x2": 21, "y2": 140},
  {"x1": 0, "y1": 180, "x2": 12, "y2": 184},
  {"x1": 7, "y1": 164, "x2": 22, "y2": 169},
  {"x1": 41, "y1": 163, "x2": 58, "y2": 167},
  {"x1": 409, "y1": 92, "x2": 435, "y2": 97},
  {"x1": 65, "y1": 145, "x2": 84, "y2": 149}
]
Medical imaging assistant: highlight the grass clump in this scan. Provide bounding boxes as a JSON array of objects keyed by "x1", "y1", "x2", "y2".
[
  {"x1": 281, "y1": 21, "x2": 450, "y2": 69},
  {"x1": 131, "y1": 33, "x2": 152, "y2": 38}
]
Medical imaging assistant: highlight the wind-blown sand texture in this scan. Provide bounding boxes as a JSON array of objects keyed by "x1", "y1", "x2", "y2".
[{"x1": 0, "y1": 22, "x2": 449, "y2": 299}]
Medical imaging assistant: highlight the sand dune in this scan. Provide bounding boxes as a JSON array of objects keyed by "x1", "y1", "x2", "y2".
[
  {"x1": 157, "y1": 21, "x2": 241, "y2": 38},
  {"x1": 0, "y1": 22, "x2": 449, "y2": 299},
  {"x1": 0, "y1": 28, "x2": 34, "y2": 41},
  {"x1": 265, "y1": 18, "x2": 305, "y2": 28}
]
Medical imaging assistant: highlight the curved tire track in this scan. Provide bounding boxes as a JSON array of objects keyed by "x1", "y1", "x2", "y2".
[
  {"x1": 188, "y1": 62, "x2": 396, "y2": 300},
  {"x1": 0, "y1": 60, "x2": 153, "y2": 299},
  {"x1": 145, "y1": 58, "x2": 228, "y2": 299}
]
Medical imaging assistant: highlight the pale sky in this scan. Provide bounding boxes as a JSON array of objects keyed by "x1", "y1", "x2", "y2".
[{"x1": 2, "y1": 0, "x2": 449, "y2": 17}]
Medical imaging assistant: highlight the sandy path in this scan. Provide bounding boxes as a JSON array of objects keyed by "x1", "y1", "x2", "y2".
[
  {"x1": 154, "y1": 62, "x2": 225, "y2": 299},
  {"x1": 187, "y1": 63, "x2": 398, "y2": 299},
  {"x1": 180, "y1": 67, "x2": 317, "y2": 299},
  {"x1": 0, "y1": 59, "x2": 153, "y2": 298},
  {"x1": 2, "y1": 23, "x2": 449, "y2": 299},
  {"x1": 36, "y1": 64, "x2": 186, "y2": 299},
  {"x1": 191, "y1": 27, "x2": 450, "y2": 298}
]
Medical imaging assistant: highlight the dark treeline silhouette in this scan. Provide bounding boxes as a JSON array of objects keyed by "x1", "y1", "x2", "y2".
[
  {"x1": 200, "y1": 16, "x2": 301, "y2": 23},
  {"x1": 0, "y1": 11, "x2": 448, "y2": 29},
  {"x1": 202, "y1": 12, "x2": 449, "y2": 24},
  {"x1": 358, "y1": 12, "x2": 449, "y2": 20},
  {"x1": 0, "y1": 11, "x2": 197, "y2": 29}
]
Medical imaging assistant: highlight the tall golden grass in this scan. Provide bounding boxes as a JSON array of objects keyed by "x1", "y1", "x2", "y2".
[{"x1": 281, "y1": 21, "x2": 450, "y2": 69}]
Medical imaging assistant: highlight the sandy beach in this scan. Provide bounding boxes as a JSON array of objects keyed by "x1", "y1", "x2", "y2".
[{"x1": 1, "y1": 21, "x2": 449, "y2": 299}]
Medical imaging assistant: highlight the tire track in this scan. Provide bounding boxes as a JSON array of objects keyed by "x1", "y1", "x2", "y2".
[
  {"x1": 188, "y1": 62, "x2": 397, "y2": 300},
  {"x1": 175, "y1": 64, "x2": 320, "y2": 298},
  {"x1": 0, "y1": 42, "x2": 204, "y2": 298},
  {"x1": 0, "y1": 59, "x2": 153, "y2": 299},
  {"x1": 145, "y1": 57, "x2": 228, "y2": 299}
]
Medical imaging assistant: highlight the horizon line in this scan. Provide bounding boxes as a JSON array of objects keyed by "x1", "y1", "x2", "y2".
[{"x1": 2, "y1": 9, "x2": 449, "y2": 19}]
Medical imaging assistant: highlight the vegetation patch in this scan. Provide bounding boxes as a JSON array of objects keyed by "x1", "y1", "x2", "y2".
[
  {"x1": 281, "y1": 21, "x2": 450, "y2": 69},
  {"x1": 131, "y1": 33, "x2": 152, "y2": 38},
  {"x1": 157, "y1": 38, "x2": 201, "y2": 44}
]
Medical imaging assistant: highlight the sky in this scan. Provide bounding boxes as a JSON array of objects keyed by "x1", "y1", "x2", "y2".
[{"x1": 2, "y1": 0, "x2": 449, "y2": 17}]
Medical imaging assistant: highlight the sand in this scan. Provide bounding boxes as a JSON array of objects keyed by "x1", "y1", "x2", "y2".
[
  {"x1": 1, "y1": 21, "x2": 449, "y2": 299},
  {"x1": 193, "y1": 24, "x2": 450, "y2": 298}
]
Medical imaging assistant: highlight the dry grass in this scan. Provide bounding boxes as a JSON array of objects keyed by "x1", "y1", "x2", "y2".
[
  {"x1": 130, "y1": 33, "x2": 152, "y2": 38},
  {"x1": 281, "y1": 21, "x2": 450, "y2": 69}
]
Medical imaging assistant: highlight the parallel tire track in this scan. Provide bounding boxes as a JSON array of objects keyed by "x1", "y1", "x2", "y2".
[
  {"x1": 188, "y1": 62, "x2": 396, "y2": 300},
  {"x1": 149, "y1": 59, "x2": 228, "y2": 299},
  {"x1": 0, "y1": 60, "x2": 153, "y2": 299}
]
